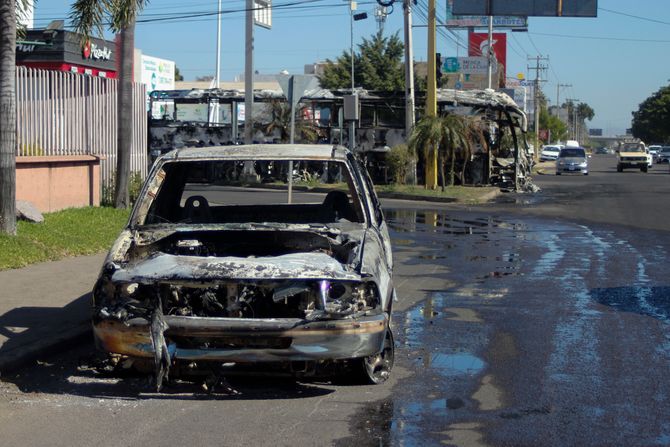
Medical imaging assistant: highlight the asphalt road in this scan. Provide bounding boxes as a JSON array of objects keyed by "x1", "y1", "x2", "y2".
[{"x1": 0, "y1": 153, "x2": 668, "y2": 446}]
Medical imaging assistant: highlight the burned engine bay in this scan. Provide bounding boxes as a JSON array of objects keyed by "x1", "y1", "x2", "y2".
[{"x1": 95, "y1": 228, "x2": 382, "y2": 322}]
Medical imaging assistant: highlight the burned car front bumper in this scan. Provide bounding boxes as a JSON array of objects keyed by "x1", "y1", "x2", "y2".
[{"x1": 94, "y1": 313, "x2": 387, "y2": 362}]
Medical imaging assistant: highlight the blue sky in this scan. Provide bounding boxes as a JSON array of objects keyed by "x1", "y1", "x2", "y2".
[{"x1": 31, "y1": 0, "x2": 670, "y2": 136}]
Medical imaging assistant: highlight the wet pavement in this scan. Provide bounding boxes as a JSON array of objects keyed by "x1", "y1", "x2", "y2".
[
  {"x1": 340, "y1": 208, "x2": 670, "y2": 446},
  {"x1": 1, "y1": 204, "x2": 669, "y2": 446}
]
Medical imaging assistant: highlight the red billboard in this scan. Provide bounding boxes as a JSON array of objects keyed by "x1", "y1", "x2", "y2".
[{"x1": 468, "y1": 32, "x2": 507, "y2": 79}]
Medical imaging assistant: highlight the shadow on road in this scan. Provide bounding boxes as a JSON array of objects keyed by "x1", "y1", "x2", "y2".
[
  {"x1": 0, "y1": 293, "x2": 91, "y2": 373},
  {"x1": 0, "y1": 339, "x2": 337, "y2": 401}
]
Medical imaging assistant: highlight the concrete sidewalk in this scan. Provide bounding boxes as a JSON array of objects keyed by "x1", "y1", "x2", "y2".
[{"x1": 0, "y1": 253, "x2": 105, "y2": 374}]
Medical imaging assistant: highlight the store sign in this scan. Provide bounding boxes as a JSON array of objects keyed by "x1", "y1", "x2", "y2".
[
  {"x1": 83, "y1": 41, "x2": 112, "y2": 61},
  {"x1": 446, "y1": 15, "x2": 527, "y2": 28},
  {"x1": 16, "y1": 44, "x2": 36, "y2": 53}
]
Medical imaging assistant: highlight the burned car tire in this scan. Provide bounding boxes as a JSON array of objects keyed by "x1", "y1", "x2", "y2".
[{"x1": 354, "y1": 327, "x2": 394, "y2": 385}]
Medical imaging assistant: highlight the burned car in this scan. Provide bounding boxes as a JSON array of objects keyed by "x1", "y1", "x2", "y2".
[{"x1": 93, "y1": 144, "x2": 395, "y2": 388}]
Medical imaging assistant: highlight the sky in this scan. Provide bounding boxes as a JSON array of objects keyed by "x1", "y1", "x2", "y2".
[{"x1": 29, "y1": 0, "x2": 670, "y2": 136}]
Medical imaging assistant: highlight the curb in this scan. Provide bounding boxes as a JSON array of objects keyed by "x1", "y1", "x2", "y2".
[
  {"x1": 255, "y1": 182, "x2": 500, "y2": 204},
  {"x1": 0, "y1": 322, "x2": 91, "y2": 375}
]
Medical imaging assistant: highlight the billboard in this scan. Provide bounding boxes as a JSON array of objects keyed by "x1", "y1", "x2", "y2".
[
  {"x1": 446, "y1": 1, "x2": 527, "y2": 28},
  {"x1": 452, "y1": 0, "x2": 598, "y2": 17},
  {"x1": 468, "y1": 32, "x2": 507, "y2": 78},
  {"x1": 141, "y1": 55, "x2": 175, "y2": 96}
]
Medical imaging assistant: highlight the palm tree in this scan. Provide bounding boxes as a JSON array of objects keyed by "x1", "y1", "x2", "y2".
[
  {"x1": 70, "y1": 1, "x2": 149, "y2": 208},
  {"x1": 0, "y1": 0, "x2": 30, "y2": 235},
  {"x1": 408, "y1": 115, "x2": 443, "y2": 189},
  {"x1": 409, "y1": 114, "x2": 479, "y2": 190},
  {"x1": 263, "y1": 99, "x2": 319, "y2": 143}
]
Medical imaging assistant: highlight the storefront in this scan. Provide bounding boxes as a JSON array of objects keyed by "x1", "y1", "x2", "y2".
[{"x1": 16, "y1": 29, "x2": 117, "y2": 78}]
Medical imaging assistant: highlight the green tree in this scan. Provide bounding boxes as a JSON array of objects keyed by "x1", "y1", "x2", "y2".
[
  {"x1": 539, "y1": 107, "x2": 568, "y2": 143},
  {"x1": 70, "y1": 0, "x2": 149, "y2": 209},
  {"x1": 631, "y1": 84, "x2": 670, "y2": 143},
  {"x1": 175, "y1": 66, "x2": 184, "y2": 82},
  {"x1": 319, "y1": 30, "x2": 404, "y2": 92}
]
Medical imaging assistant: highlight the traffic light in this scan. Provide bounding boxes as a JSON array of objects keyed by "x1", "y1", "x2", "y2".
[{"x1": 436, "y1": 53, "x2": 443, "y2": 81}]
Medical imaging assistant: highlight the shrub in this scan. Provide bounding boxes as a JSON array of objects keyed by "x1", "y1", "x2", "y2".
[
  {"x1": 101, "y1": 171, "x2": 145, "y2": 207},
  {"x1": 386, "y1": 144, "x2": 415, "y2": 184}
]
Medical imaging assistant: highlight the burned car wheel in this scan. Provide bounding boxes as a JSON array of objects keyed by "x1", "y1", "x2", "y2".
[{"x1": 356, "y1": 327, "x2": 394, "y2": 384}]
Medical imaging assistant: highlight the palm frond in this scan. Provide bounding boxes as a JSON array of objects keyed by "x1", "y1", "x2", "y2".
[{"x1": 69, "y1": 0, "x2": 112, "y2": 41}]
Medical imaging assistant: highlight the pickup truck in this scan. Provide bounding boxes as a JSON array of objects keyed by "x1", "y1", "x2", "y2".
[{"x1": 617, "y1": 142, "x2": 650, "y2": 173}]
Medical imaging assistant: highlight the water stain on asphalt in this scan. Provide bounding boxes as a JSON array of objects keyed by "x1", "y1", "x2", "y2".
[{"x1": 472, "y1": 374, "x2": 503, "y2": 411}]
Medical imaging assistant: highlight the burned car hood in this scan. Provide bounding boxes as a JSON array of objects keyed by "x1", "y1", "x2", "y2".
[
  {"x1": 111, "y1": 251, "x2": 361, "y2": 283},
  {"x1": 108, "y1": 224, "x2": 372, "y2": 284}
]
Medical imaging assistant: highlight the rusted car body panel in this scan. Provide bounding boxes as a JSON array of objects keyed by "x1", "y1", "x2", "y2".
[{"x1": 93, "y1": 145, "x2": 394, "y2": 383}]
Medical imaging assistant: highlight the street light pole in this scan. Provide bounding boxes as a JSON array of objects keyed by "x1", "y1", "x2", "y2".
[
  {"x1": 350, "y1": 1, "x2": 354, "y2": 92},
  {"x1": 215, "y1": 0, "x2": 221, "y2": 88},
  {"x1": 349, "y1": 2, "x2": 355, "y2": 152}
]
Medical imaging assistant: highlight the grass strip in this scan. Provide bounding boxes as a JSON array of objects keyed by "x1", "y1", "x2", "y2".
[
  {"x1": 0, "y1": 207, "x2": 130, "y2": 271},
  {"x1": 374, "y1": 184, "x2": 499, "y2": 203}
]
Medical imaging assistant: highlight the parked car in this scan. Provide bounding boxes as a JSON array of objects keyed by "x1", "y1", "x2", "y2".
[
  {"x1": 556, "y1": 146, "x2": 589, "y2": 175},
  {"x1": 617, "y1": 142, "x2": 649, "y2": 172},
  {"x1": 93, "y1": 144, "x2": 396, "y2": 388},
  {"x1": 540, "y1": 145, "x2": 562, "y2": 161},
  {"x1": 657, "y1": 146, "x2": 670, "y2": 164}
]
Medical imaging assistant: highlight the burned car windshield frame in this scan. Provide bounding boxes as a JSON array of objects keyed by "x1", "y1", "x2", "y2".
[{"x1": 130, "y1": 155, "x2": 371, "y2": 229}]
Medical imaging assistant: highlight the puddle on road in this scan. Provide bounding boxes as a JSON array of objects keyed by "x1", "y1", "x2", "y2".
[
  {"x1": 385, "y1": 209, "x2": 526, "y2": 237},
  {"x1": 402, "y1": 294, "x2": 447, "y2": 348},
  {"x1": 590, "y1": 286, "x2": 670, "y2": 324},
  {"x1": 424, "y1": 352, "x2": 485, "y2": 377}
]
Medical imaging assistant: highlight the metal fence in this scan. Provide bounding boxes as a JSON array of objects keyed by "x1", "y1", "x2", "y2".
[{"x1": 15, "y1": 66, "x2": 148, "y2": 204}]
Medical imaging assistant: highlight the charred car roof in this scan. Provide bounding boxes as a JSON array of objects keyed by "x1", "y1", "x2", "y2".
[{"x1": 161, "y1": 144, "x2": 351, "y2": 162}]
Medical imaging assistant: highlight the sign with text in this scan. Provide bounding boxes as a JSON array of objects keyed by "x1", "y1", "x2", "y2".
[
  {"x1": 446, "y1": 15, "x2": 527, "y2": 28},
  {"x1": 452, "y1": 0, "x2": 597, "y2": 17},
  {"x1": 443, "y1": 56, "x2": 495, "y2": 75}
]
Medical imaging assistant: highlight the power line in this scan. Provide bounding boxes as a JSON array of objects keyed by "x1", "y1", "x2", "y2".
[
  {"x1": 600, "y1": 7, "x2": 670, "y2": 26},
  {"x1": 530, "y1": 32, "x2": 670, "y2": 43}
]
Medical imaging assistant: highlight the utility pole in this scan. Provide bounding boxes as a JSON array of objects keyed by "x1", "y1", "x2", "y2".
[
  {"x1": 403, "y1": 0, "x2": 416, "y2": 184},
  {"x1": 555, "y1": 83, "x2": 571, "y2": 117},
  {"x1": 425, "y1": 0, "x2": 437, "y2": 189},
  {"x1": 566, "y1": 98, "x2": 579, "y2": 140},
  {"x1": 403, "y1": 0, "x2": 415, "y2": 139},
  {"x1": 374, "y1": 5, "x2": 388, "y2": 33},
  {"x1": 244, "y1": 0, "x2": 254, "y2": 144},
  {"x1": 486, "y1": 15, "x2": 493, "y2": 89},
  {"x1": 528, "y1": 55, "x2": 548, "y2": 162}
]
